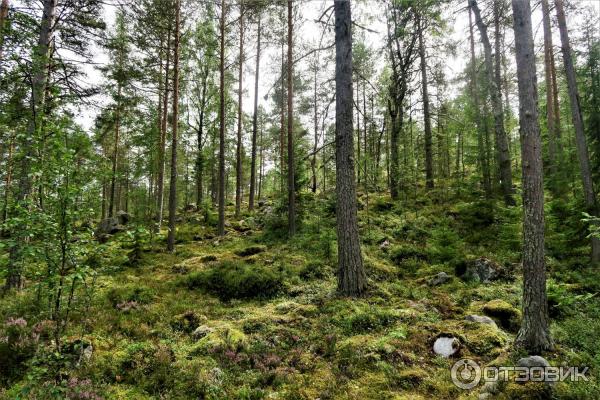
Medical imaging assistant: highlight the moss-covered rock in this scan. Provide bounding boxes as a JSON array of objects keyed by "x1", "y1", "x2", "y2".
[{"x1": 482, "y1": 299, "x2": 521, "y2": 332}]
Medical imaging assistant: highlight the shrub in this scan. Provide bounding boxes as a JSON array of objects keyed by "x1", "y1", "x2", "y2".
[
  {"x1": 235, "y1": 245, "x2": 267, "y2": 257},
  {"x1": 105, "y1": 284, "x2": 155, "y2": 308},
  {"x1": 337, "y1": 307, "x2": 401, "y2": 335},
  {"x1": 187, "y1": 261, "x2": 284, "y2": 301},
  {"x1": 299, "y1": 261, "x2": 330, "y2": 280},
  {"x1": 389, "y1": 244, "x2": 428, "y2": 265}
]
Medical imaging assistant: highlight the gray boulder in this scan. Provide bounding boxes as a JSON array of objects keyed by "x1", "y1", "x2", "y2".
[
  {"x1": 192, "y1": 325, "x2": 213, "y2": 340},
  {"x1": 517, "y1": 355, "x2": 550, "y2": 368},
  {"x1": 429, "y1": 272, "x2": 451, "y2": 286},
  {"x1": 465, "y1": 315, "x2": 497, "y2": 328},
  {"x1": 456, "y1": 257, "x2": 506, "y2": 283}
]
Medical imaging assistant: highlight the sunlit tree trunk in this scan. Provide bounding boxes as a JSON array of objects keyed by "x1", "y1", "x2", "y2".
[
  {"x1": 217, "y1": 0, "x2": 226, "y2": 236},
  {"x1": 249, "y1": 14, "x2": 261, "y2": 210},
  {"x1": 287, "y1": 0, "x2": 296, "y2": 237},
  {"x1": 156, "y1": 28, "x2": 171, "y2": 232}
]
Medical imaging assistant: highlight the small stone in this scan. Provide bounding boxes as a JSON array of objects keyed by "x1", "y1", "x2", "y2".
[
  {"x1": 429, "y1": 272, "x2": 451, "y2": 286},
  {"x1": 465, "y1": 315, "x2": 498, "y2": 328},
  {"x1": 379, "y1": 240, "x2": 391, "y2": 252},
  {"x1": 478, "y1": 393, "x2": 491, "y2": 400},
  {"x1": 433, "y1": 336, "x2": 460, "y2": 358},
  {"x1": 192, "y1": 325, "x2": 213, "y2": 340},
  {"x1": 517, "y1": 355, "x2": 550, "y2": 368}
]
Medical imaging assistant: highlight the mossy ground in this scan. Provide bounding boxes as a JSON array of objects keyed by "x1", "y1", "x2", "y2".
[{"x1": 1, "y1": 191, "x2": 599, "y2": 399}]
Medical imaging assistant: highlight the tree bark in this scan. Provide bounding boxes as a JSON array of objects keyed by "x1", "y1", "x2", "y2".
[
  {"x1": 334, "y1": 0, "x2": 366, "y2": 297},
  {"x1": 512, "y1": 0, "x2": 552, "y2": 353},
  {"x1": 555, "y1": 0, "x2": 600, "y2": 262},
  {"x1": 470, "y1": 0, "x2": 515, "y2": 206},
  {"x1": 235, "y1": 1, "x2": 244, "y2": 218},
  {"x1": 468, "y1": 6, "x2": 492, "y2": 198},
  {"x1": 249, "y1": 14, "x2": 261, "y2": 210},
  {"x1": 167, "y1": 0, "x2": 180, "y2": 252},
  {"x1": 109, "y1": 83, "x2": 122, "y2": 218},
  {"x1": 287, "y1": 0, "x2": 296, "y2": 237},
  {"x1": 218, "y1": 0, "x2": 226, "y2": 236},
  {"x1": 0, "y1": 0, "x2": 8, "y2": 63},
  {"x1": 541, "y1": 0, "x2": 559, "y2": 177},
  {"x1": 156, "y1": 28, "x2": 171, "y2": 232},
  {"x1": 419, "y1": 16, "x2": 434, "y2": 190}
]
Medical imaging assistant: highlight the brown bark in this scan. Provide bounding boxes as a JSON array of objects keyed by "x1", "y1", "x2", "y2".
[
  {"x1": 0, "y1": 0, "x2": 8, "y2": 63},
  {"x1": 470, "y1": 0, "x2": 515, "y2": 206},
  {"x1": 419, "y1": 16, "x2": 434, "y2": 190},
  {"x1": 217, "y1": 0, "x2": 226, "y2": 236},
  {"x1": 335, "y1": 0, "x2": 366, "y2": 297},
  {"x1": 167, "y1": 0, "x2": 180, "y2": 252},
  {"x1": 555, "y1": 0, "x2": 600, "y2": 261},
  {"x1": 156, "y1": 28, "x2": 171, "y2": 231},
  {"x1": 512, "y1": 0, "x2": 552, "y2": 353},
  {"x1": 235, "y1": 1, "x2": 244, "y2": 218},
  {"x1": 249, "y1": 14, "x2": 261, "y2": 210},
  {"x1": 287, "y1": 0, "x2": 296, "y2": 237},
  {"x1": 541, "y1": 0, "x2": 559, "y2": 176},
  {"x1": 108, "y1": 83, "x2": 122, "y2": 218}
]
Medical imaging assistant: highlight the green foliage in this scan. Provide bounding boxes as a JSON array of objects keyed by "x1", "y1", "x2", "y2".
[
  {"x1": 106, "y1": 284, "x2": 155, "y2": 308},
  {"x1": 389, "y1": 243, "x2": 428, "y2": 265},
  {"x1": 187, "y1": 261, "x2": 285, "y2": 301}
]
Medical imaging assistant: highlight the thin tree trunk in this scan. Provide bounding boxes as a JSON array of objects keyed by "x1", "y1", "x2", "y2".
[
  {"x1": 555, "y1": 0, "x2": 600, "y2": 262},
  {"x1": 108, "y1": 84, "x2": 122, "y2": 218},
  {"x1": 1, "y1": 134, "x2": 13, "y2": 235},
  {"x1": 235, "y1": 1, "x2": 244, "y2": 218},
  {"x1": 468, "y1": 6, "x2": 492, "y2": 198},
  {"x1": 249, "y1": 14, "x2": 261, "y2": 210},
  {"x1": 512, "y1": 0, "x2": 552, "y2": 353},
  {"x1": 311, "y1": 58, "x2": 319, "y2": 193},
  {"x1": 156, "y1": 28, "x2": 171, "y2": 231},
  {"x1": 287, "y1": 0, "x2": 296, "y2": 237},
  {"x1": 419, "y1": 16, "x2": 434, "y2": 190},
  {"x1": 280, "y1": 38, "x2": 286, "y2": 196},
  {"x1": 0, "y1": 0, "x2": 8, "y2": 63},
  {"x1": 470, "y1": 0, "x2": 515, "y2": 206},
  {"x1": 218, "y1": 0, "x2": 226, "y2": 236},
  {"x1": 335, "y1": 0, "x2": 366, "y2": 296},
  {"x1": 541, "y1": 0, "x2": 559, "y2": 179},
  {"x1": 196, "y1": 72, "x2": 207, "y2": 207},
  {"x1": 167, "y1": 0, "x2": 180, "y2": 252},
  {"x1": 258, "y1": 115, "x2": 264, "y2": 200}
]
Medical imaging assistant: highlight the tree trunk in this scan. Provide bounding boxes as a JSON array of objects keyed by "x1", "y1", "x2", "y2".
[
  {"x1": 470, "y1": 0, "x2": 514, "y2": 206},
  {"x1": 280, "y1": 38, "x2": 286, "y2": 196},
  {"x1": 167, "y1": 0, "x2": 180, "y2": 252},
  {"x1": 334, "y1": 0, "x2": 366, "y2": 297},
  {"x1": 287, "y1": 0, "x2": 296, "y2": 237},
  {"x1": 196, "y1": 72, "x2": 207, "y2": 207},
  {"x1": 109, "y1": 83, "x2": 122, "y2": 218},
  {"x1": 249, "y1": 14, "x2": 261, "y2": 210},
  {"x1": 555, "y1": 0, "x2": 600, "y2": 262},
  {"x1": 0, "y1": 0, "x2": 8, "y2": 63},
  {"x1": 468, "y1": 6, "x2": 492, "y2": 198},
  {"x1": 5, "y1": 0, "x2": 57, "y2": 291},
  {"x1": 419, "y1": 17, "x2": 434, "y2": 190},
  {"x1": 156, "y1": 28, "x2": 171, "y2": 232},
  {"x1": 1, "y1": 134, "x2": 13, "y2": 234},
  {"x1": 541, "y1": 0, "x2": 559, "y2": 178},
  {"x1": 218, "y1": 0, "x2": 226, "y2": 236},
  {"x1": 235, "y1": 1, "x2": 244, "y2": 218},
  {"x1": 311, "y1": 58, "x2": 319, "y2": 193},
  {"x1": 512, "y1": 0, "x2": 553, "y2": 353}
]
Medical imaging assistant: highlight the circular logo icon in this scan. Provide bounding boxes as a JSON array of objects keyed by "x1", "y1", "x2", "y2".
[{"x1": 451, "y1": 358, "x2": 481, "y2": 390}]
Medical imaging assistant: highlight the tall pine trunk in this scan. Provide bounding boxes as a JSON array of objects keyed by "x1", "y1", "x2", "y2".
[
  {"x1": 0, "y1": 0, "x2": 8, "y2": 63},
  {"x1": 287, "y1": 0, "x2": 296, "y2": 237},
  {"x1": 249, "y1": 15, "x2": 261, "y2": 210},
  {"x1": 555, "y1": 0, "x2": 600, "y2": 262},
  {"x1": 334, "y1": 0, "x2": 366, "y2": 296},
  {"x1": 108, "y1": 83, "x2": 122, "y2": 218},
  {"x1": 217, "y1": 0, "x2": 226, "y2": 236},
  {"x1": 419, "y1": 17, "x2": 434, "y2": 190},
  {"x1": 470, "y1": 0, "x2": 514, "y2": 206},
  {"x1": 512, "y1": 0, "x2": 552, "y2": 353},
  {"x1": 167, "y1": 0, "x2": 180, "y2": 252},
  {"x1": 156, "y1": 28, "x2": 171, "y2": 232},
  {"x1": 235, "y1": 1, "x2": 244, "y2": 218},
  {"x1": 541, "y1": 0, "x2": 559, "y2": 178}
]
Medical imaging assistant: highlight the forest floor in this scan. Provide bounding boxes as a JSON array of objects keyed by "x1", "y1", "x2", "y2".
[{"x1": 2, "y1": 189, "x2": 600, "y2": 399}]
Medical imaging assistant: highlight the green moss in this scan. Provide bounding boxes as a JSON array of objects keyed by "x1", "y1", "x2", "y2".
[
  {"x1": 483, "y1": 299, "x2": 521, "y2": 332},
  {"x1": 235, "y1": 245, "x2": 267, "y2": 257}
]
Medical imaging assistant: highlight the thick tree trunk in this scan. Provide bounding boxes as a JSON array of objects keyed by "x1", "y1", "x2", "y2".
[
  {"x1": 555, "y1": 0, "x2": 600, "y2": 262},
  {"x1": 217, "y1": 0, "x2": 226, "y2": 236},
  {"x1": 287, "y1": 0, "x2": 296, "y2": 237},
  {"x1": 249, "y1": 15, "x2": 261, "y2": 210},
  {"x1": 334, "y1": 0, "x2": 366, "y2": 297},
  {"x1": 156, "y1": 28, "x2": 171, "y2": 232},
  {"x1": 235, "y1": 1, "x2": 244, "y2": 218},
  {"x1": 512, "y1": 0, "x2": 552, "y2": 353},
  {"x1": 196, "y1": 72, "x2": 207, "y2": 207},
  {"x1": 470, "y1": 0, "x2": 514, "y2": 206},
  {"x1": 419, "y1": 17, "x2": 434, "y2": 190},
  {"x1": 167, "y1": 0, "x2": 180, "y2": 252}
]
